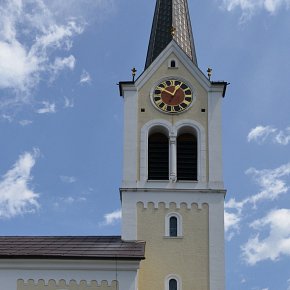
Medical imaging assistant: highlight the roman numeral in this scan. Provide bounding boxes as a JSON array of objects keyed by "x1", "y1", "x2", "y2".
[
  {"x1": 182, "y1": 100, "x2": 191, "y2": 106},
  {"x1": 155, "y1": 99, "x2": 162, "y2": 106},
  {"x1": 158, "y1": 102, "x2": 166, "y2": 110}
]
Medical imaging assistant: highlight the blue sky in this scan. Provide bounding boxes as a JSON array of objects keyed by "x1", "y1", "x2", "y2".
[{"x1": 0, "y1": 0, "x2": 290, "y2": 289}]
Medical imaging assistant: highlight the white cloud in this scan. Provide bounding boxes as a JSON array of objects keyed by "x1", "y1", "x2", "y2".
[
  {"x1": 248, "y1": 125, "x2": 290, "y2": 145},
  {"x1": 99, "y1": 209, "x2": 122, "y2": 226},
  {"x1": 80, "y1": 70, "x2": 92, "y2": 84},
  {"x1": 1, "y1": 114, "x2": 13, "y2": 123},
  {"x1": 225, "y1": 198, "x2": 245, "y2": 240},
  {"x1": 242, "y1": 209, "x2": 290, "y2": 265},
  {"x1": 247, "y1": 126, "x2": 277, "y2": 143},
  {"x1": 222, "y1": 0, "x2": 290, "y2": 20},
  {"x1": 0, "y1": 149, "x2": 40, "y2": 219},
  {"x1": 224, "y1": 211, "x2": 241, "y2": 240},
  {"x1": 287, "y1": 279, "x2": 290, "y2": 290},
  {"x1": 0, "y1": 1, "x2": 84, "y2": 96},
  {"x1": 36, "y1": 101, "x2": 56, "y2": 114},
  {"x1": 53, "y1": 195, "x2": 87, "y2": 208},
  {"x1": 246, "y1": 163, "x2": 290, "y2": 204},
  {"x1": 275, "y1": 127, "x2": 290, "y2": 145},
  {"x1": 0, "y1": 0, "x2": 115, "y2": 115},
  {"x1": 64, "y1": 97, "x2": 74, "y2": 108},
  {"x1": 60, "y1": 176, "x2": 77, "y2": 183},
  {"x1": 51, "y1": 55, "x2": 76, "y2": 74},
  {"x1": 225, "y1": 163, "x2": 290, "y2": 239},
  {"x1": 19, "y1": 119, "x2": 33, "y2": 126}
]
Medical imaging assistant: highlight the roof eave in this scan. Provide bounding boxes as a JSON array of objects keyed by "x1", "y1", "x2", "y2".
[
  {"x1": 211, "y1": 81, "x2": 228, "y2": 97},
  {"x1": 118, "y1": 81, "x2": 135, "y2": 97}
]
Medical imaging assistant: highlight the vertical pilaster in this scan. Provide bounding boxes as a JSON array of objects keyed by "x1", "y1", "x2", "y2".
[{"x1": 169, "y1": 133, "x2": 177, "y2": 182}]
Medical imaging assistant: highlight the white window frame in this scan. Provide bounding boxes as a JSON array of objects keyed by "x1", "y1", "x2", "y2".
[
  {"x1": 165, "y1": 274, "x2": 182, "y2": 290},
  {"x1": 168, "y1": 58, "x2": 179, "y2": 68},
  {"x1": 165, "y1": 212, "x2": 183, "y2": 237},
  {"x1": 140, "y1": 119, "x2": 206, "y2": 183}
]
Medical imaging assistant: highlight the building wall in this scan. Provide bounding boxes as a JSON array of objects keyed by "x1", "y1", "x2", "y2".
[
  {"x1": 17, "y1": 279, "x2": 117, "y2": 290},
  {"x1": 0, "y1": 260, "x2": 139, "y2": 290},
  {"x1": 137, "y1": 201, "x2": 209, "y2": 290},
  {"x1": 137, "y1": 52, "x2": 209, "y2": 181}
]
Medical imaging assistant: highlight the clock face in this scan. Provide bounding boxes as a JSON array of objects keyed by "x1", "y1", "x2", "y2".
[{"x1": 152, "y1": 79, "x2": 193, "y2": 113}]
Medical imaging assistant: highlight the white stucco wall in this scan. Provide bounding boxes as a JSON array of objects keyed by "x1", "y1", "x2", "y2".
[{"x1": 0, "y1": 260, "x2": 140, "y2": 290}]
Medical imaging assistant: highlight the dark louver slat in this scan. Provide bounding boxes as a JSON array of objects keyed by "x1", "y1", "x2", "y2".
[
  {"x1": 177, "y1": 133, "x2": 197, "y2": 180},
  {"x1": 148, "y1": 133, "x2": 169, "y2": 180}
]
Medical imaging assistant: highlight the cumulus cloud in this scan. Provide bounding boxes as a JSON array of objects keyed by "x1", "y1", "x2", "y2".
[
  {"x1": 1, "y1": 114, "x2": 13, "y2": 123},
  {"x1": 248, "y1": 125, "x2": 290, "y2": 145},
  {"x1": 0, "y1": 0, "x2": 84, "y2": 95},
  {"x1": 275, "y1": 127, "x2": 290, "y2": 145},
  {"x1": 248, "y1": 126, "x2": 277, "y2": 143},
  {"x1": 0, "y1": 149, "x2": 40, "y2": 218},
  {"x1": 51, "y1": 55, "x2": 76, "y2": 75},
  {"x1": 246, "y1": 163, "x2": 290, "y2": 204},
  {"x1": 225, "y1": 198, "x2": 245, "y2": 240},
  {"x1": 63, "y1": 97, "x2": 74, "y2": 108},
  {"x1": 53, "y1": 195, "x2": 87, "y2": 208},
  {"x1": 222, "y1": 0, "x2": 290, "y2": 20},
  {"x1": 225, "y1": 163, "x2": 290, "y2": 239},
  {"x1": 242, "y1": 209, "x2": 290, "y2": 265},
  {"x1": 60, "y1": 176, "x2": 77, "y2": 183},
  {"x1": 19, "y1": 119, "x2": 33, "y2": 126},
  {"x1": 99, "y1": 209, "x2": 122, "y2": 226},
  {"x1": 0, "y1": 0, "x2": 115, "y2": 114},
  {"x1": 224, "y1": 211, "x2": 241, "y2": 240},
  {"x1": 36, "y1": 101, "x2": 56, "y2": 114},
  {"x1": 80, "y1": 70, "x2": 92, "y2": 84}
]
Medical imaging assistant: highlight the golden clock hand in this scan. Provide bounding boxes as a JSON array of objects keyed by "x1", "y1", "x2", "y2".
[
  {"x1": 172, "y1": 85, "x2": 181, "y2": 95},
  {"x1": 160, "y1": 87, "x2": 174, "y2": 96}
]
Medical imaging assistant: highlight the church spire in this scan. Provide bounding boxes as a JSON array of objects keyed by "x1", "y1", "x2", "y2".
[{"x1": 145, "y1": 0, "x2": 197, "y2": 69}]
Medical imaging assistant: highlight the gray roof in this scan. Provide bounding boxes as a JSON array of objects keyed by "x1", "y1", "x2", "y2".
[
  {"x1": 145, "y1": 0, "x2": 197, "y2": 69},
  {"x1": 0, "y1": 236, "x2": 145, "y2": 260}
]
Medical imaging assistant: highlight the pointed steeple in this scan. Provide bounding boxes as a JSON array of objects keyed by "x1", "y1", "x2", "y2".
[{"x1": 145, "y1": 0, "x2": 197, "y2": 69}]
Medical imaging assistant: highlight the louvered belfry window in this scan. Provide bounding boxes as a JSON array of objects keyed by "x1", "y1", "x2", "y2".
[
  {"x1": 177, "y1": 133, "x2": 197, "y2": 180},
  {"x1": 148, "y1": 133, "x2": 169, "y2": 180}
]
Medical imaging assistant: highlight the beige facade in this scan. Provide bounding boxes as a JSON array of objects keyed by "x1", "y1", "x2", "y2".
[
  {"x1": 121, "y1": 41, "x2": 226, "y2": 290},
  {"x1": 137, "y1": 202, "x2": 209, "y2": 290},
  {"x1": 136, "y1": 53, "x2": 209, "y2": 181},
  {"x1": 17, "y1": 279, "x2": 118, "y2": 290}
]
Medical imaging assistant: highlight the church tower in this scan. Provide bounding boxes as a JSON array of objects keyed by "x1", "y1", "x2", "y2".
[{"x1": 119, "y1": 1, "x2": 227, "y2": 290}]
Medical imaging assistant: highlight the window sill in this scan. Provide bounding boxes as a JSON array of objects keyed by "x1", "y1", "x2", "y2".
[
  {"x1": 176, "y1": 180, "x2": 198, "y2": 183},
  {"x1": 163, "y1": 236, "x2": 184, "y2": 239}
]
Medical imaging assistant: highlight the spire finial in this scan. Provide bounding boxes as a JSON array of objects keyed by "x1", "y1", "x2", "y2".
[
  {"x1": 171, "y1": 26, "x2": 176, "y2": 37},
  {"x1": 207, "y1": 67, "x2": 212, "y2": 80},
  {"x1": 131, "y1": 67, "x2": 137, "y2": 82}
]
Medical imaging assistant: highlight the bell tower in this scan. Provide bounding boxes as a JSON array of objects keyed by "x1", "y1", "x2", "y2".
[{"x1": 119, "y1": 1, "x2": 227, "y2": 290}]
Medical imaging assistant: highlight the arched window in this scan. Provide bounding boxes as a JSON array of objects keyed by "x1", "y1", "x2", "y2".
[
  {"x1": 170, "y1": 60, "x2": 176, "y2": 68},
  {"x1": 177, "y1": 133, "x2": 197, "y2": 180},
  {"x1": 169, "y1": 279, "x2": 178, "y2": 290},
  {"x1": 165, "y1": 213, "x2": 182, "y2": 237},
  {"x1": 148, "y1": 133, "x2": 169, "y2": 180},
  {"x1": 169, "y1": 216, "x2": 178, "y2": 237},
  {"x1": 165, "y1": 275, "x2": 181, "y2": 290}
]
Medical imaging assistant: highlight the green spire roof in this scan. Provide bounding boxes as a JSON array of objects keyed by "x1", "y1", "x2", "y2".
[{"x1": 145, "y1": 0, "x2": 197, "y2": 69}]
